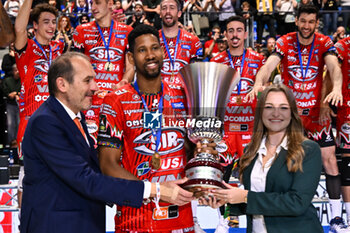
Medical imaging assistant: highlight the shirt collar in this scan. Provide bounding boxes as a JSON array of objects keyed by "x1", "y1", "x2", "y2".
[
  {"x1": 55, "y1": 97, "x2": 82, "y2": 121},
  {"x1": 257, "y1": 135, "x2": 288, "y2": 155}
]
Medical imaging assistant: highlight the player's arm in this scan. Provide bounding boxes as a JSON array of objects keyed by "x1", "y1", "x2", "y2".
[
  {"x1": 323, "y1": 54, "x2": 343, "y2": 106},
  {"x1": 0, "y1": 1, "x2": 15, "y2": 47},
  {"x1": 246, "y1": 54, "x2": 281, "y2": 101},
  {"x1": 319, "y1": 71, "x2": 336, "y2": 125},
  {"x1": 98, "y1": 146, "x2": 139, "y2": 180},
  {"x1": 14, "y1": 0, "x2": 32, "y2": 50}
]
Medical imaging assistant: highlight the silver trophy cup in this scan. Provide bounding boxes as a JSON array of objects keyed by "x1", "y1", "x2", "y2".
[{"x1": 178, "y1": 62, "x2": 239, "y2": 197}]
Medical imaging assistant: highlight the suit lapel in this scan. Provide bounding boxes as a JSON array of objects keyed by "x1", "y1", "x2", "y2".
[{"x1": 46, "y1": 97, "x2": 99, "y2": 167}]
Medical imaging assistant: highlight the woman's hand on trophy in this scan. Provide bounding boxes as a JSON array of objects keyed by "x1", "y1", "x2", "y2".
[
  {"x1": 194, "y1": 141, "x2": 218, "y2": 157},
  {"x1": 211, "y1": 181, "x2": 248, "y2": 204},
  {"x1": 159, "y1": 177, "x2": 194, "y2": 206},
  {"x1": 198, "y1": 193, "x2": 226, "y2": 209}
]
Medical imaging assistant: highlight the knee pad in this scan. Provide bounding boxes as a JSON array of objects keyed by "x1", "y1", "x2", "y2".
[{"x1": 340, "y1": 157, "x2": 350, "y2": 186}]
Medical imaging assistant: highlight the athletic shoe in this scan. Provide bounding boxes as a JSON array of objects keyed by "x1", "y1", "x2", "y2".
[{"x1": 329, "y1": 217, "x2": 350, "y2": 233}]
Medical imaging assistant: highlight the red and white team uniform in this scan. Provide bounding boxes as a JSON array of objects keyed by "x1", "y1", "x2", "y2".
[
  {"x1": 97, "y1": 83, "x2": 194, "y2": 233},
  {"x1": 275, "y1": 32, "x2": 337, "y2": 146},
  {"x1": 73, "y1": 21, "x2": 132, "y2": 143},
  {"x1": 211, "y1": 49, "x2": 264, "y2": 162},
  {"x1": 159, "y1": 29, "x2": 202, "y2": 85},
  {"x1": 15, "y1": 39, "x2": 63, "y2": 156},
  {"x1": 335, "y1": 37, "x2": 350, "y2": 152}
]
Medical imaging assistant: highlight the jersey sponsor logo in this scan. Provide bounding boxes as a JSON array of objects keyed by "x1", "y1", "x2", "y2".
[
  {"x1": 34, "y1": 94, "x2": 49, "y2": 102},
  {"x1": 96, "y1": 73, "x2": 120, "y2": 81},
  {"x1": 229, "y1": 123, "x2": 248, "y2": 132},
  {"x1": 225, "y1": 115, "x2": 254, "y2": 122},
  {"x1": 136, "y1": 161, "x2": 151, "y2": 176},
  {"x1": 288, "y1": 65, "x2": 318, "y2": 82},
  {"x1": 294, "y1": 81, "x2": 317, "y2": 91},
  {"x1": 171, "y1": 102, "x2": 185, "y2": 109},
  {"x1": 126, "y1": 119, "x2": 143, "y2": 128},
  {"x1": 164, "y1": 94, "x2": 184, "y2": 101},
  {"x1": 196, "y1": 48, "x2": 203, "y2": 56},
  {"x1": 133, "y1": 127, "x2": 185, "y2": 156},
  {"x1": 299, "y1": 108, "x2": 310, "y2": 116},
  {"x1": 181, "y1": 44, "x2": 191, "y2": 50},
  {"x1": 115, "y1": 89, "x2": 127, "y2": 95},
  {"x1": 160, "y1": 156, "x2": 183, "y2": 170},
  {"x1": 226, "y1": 105, "x2": 253, "y2": 114},
  {"x1": 162, "y1": 60, "x2": 188, "y2": 74},
  {"x1": 37, "y1": 84, "x2": 48, "y2": 93},
  {"x1": 34, "y1": 74, "x2": 44, "y2": 82},
  {"x1": 248, "y1": 63, "x2": 258, "y2": 68},
  {"x1": 115, "y1": 34, "x2": 126, "y2": 39},
  {"x1": 292, "y1": 90, "x2": 315, "y2": 100},
  {"x1": 85, "y1": 39, "x2": 97, "y2": 45},
  {"x1": 297, "y1": 100, "x2": 317, "y2": 107},
  {"x1": 216, "y1": 141, "x2": 228, "y2": 153},
  {"x1": 86, "y1": 121, "x2": 98, "y2": 134},
  {"x1": 152, "y1": 205, "x2": 179, "y2": 220},
  {"x1": 341, "y1": 123, "x2": 350, "y2": 134},
  {"x1": 124, "y1": 109, "x2": 144, "y2": 116},
  {"x1": 34, "y1": 59, "x2": 49, "y2": 73},
  {"x1": 287, "y1": 56, "x2": 297, "y2": 62},
  {"x1": 84, "y1": 34, "x2": 99, "y2": 38},
  {"x1": 89, "y1": 46, "x2": 123, "y2": 62},
  {"x1": 232, "y1": 77, "x2": 254, "y2": 94}
]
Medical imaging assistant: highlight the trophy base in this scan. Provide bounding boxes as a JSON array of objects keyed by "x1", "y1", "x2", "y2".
[{"x1": 182, "y1": 179, "x2": 226, "y2": 198}]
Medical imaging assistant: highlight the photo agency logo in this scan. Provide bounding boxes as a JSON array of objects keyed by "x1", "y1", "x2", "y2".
[{"x1": 143, "y1": 107, "x2": 224, "y2": 130}]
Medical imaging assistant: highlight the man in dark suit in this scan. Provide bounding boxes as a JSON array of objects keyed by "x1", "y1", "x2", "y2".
[{"x1": 20, "y1": 52, "x2": 193, "y2": 233}]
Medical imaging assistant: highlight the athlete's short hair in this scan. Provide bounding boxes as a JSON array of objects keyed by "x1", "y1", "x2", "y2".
[
  {"x1": 128, "y1": 24, "x2": 160, "y2": 53},
  {"x1": 30, "y1": 3, "x2": 58, "y2": 24},
  {"x1": 160, "y1": 0, "x2": 181, "y2": 11},
  {"x1": 48, "y1": 52, "x2": 90, "y2": 96},
  {"x1": 297, "y1": 4, "x2": 320, "y2": 20},
  {"x1": 226, "y1": 16, "x2": 247, "y2": 31}
]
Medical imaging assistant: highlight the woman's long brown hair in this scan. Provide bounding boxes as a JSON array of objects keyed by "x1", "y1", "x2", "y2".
[{"x1": 239, "y1": 84, "x2": 307, "y2": 181}]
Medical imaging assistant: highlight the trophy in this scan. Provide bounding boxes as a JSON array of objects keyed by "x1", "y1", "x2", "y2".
[{"x1": 178, "y1": 62, "x2": 239, "y2": 198}]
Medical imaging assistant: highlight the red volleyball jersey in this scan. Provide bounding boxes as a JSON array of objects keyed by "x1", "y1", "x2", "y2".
[
  {"x1": 15, "y1": 39, "x2": 63, "y2": 118},
  {"x1": 211, "y1": 49, "x2": 264, "y2": 136},
  {"x1": 97, "y1": 82, "x2": 193, "y2": 232},
  {"x1": 335, "y1": 37, "x2": 350, "y2": 144},
  {"x1": 73, "y1": 21, "x2": 132, "y2": 91},
  {"x1": 275, "y1": 32, "x2": 336, "y2": 128},
  {"x1": 159, "y1": 29, "x2": 203, "y2": 85}
]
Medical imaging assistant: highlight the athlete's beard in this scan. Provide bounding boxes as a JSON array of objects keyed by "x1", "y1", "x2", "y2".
[
  {"x1": 297, "y1": 26, "x2": 316, "y2": 40},
  {"x1": 162, "y1": 15, "x2": 177, "y2": 28},
  {"x1": 136, "y1": 60, "x2": 163, "y2": 80}
]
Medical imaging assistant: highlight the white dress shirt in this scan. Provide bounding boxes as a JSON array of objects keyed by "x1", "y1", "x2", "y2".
[{"x1": 250, "y1": 136, "x2": 288, "y2": 233}]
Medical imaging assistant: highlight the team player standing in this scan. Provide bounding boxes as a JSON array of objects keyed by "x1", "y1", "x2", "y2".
[
  {"x1": 248, "y1": 4, "x2": 346, "y2": 232},
  {"x1": 158, "y1": 0, "x2": 203, "y2": 85},
  {"x1": 72, "y1": 0, "x2": 134, "y2": 142},
  {"x1": 97, "y1": 24, "x2": 195, "y2": 233}
]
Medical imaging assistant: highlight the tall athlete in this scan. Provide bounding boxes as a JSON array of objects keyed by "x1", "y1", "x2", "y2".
[
  {"x1": 248, "y1": 5, "x2": 344, "y2": 230},
  {"x1": 14, "y1": 0, "x2": 64, "y2": 207},
  {"x1": 159, "y1": 0, "x2": 203, "y2": 85},
  {"x1": 335, "y1": 37, "x2": 350, "y2": 228},
  {"x1": 73, "y1": 0, "x2": 133, "y2": 143},
  {"x1": 211, "y1": 15, "x2": 265, "y2": 165},
  {"x1": 98, "y1": 25, "x2": 195, "y2": 233}
]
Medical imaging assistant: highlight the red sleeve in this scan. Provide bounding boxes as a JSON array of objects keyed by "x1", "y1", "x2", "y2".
[
  {"x1": 97, "y1": 92, "x2": 125, "y2": 149},
  {"x1": 275, "y1": 35, "x2": 288, "y2": 59},
  {"x1": 335, "y1": 40, "x2": 347, "y2": 62},
  {"x1": 72, "y1": 25, "x2": 85, "y2": 50}
]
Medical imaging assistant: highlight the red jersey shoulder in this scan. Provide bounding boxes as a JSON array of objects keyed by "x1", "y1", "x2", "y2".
[
  {"x1": 335, "y1": 37, "x2": 350, "y2": 61},
  {"x1": 211, "y1": 50, "x2": 228, "y2": 62}
]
